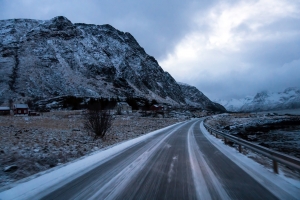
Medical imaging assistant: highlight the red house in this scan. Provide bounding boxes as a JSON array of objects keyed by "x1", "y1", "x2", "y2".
[
  {"x1": 150, "y1": 105, "x2": 164, "y2": 111},
  {"x1": 14, "y1": 104, "x2": 29, "y2": 115}
]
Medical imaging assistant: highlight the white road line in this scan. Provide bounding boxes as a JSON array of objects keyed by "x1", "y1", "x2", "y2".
[
  {"x1": 187, "y1": 122, "x2": 212, "y2": 200},
  {"x1": 200, "y1": 121, "x2": 300, "y2": 200},
  {"x1": 188, "y1": 121, "x2": 230, "y2": 200},
  {"x1": 87, "y1": 121, "x2": 187, "y2": 200}
]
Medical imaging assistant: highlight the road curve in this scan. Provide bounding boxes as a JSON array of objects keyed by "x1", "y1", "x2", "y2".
[{"x1": 36, "y1": 118, "x2": 281, "y2": 200}]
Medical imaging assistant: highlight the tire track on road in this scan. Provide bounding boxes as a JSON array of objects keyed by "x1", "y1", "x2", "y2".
[
  {"x1": 188, "y1": 121, "x2": 230, "y2": 200},
  {"x1": 84, "y1": 121, "x2": 188, "y2": 199}
]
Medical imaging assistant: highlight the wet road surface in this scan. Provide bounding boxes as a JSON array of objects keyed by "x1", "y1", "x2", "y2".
[{"x1": 41, "y1": 119, "x2": 278, "y2": 200}]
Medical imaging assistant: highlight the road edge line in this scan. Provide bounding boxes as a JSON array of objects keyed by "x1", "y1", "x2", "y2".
[
  {"x1": 200, "y1": 121, "x2": 300, "y2": 200},
  {"x1": 0, "y1": 121, "x2": 187, "y2": 200}
]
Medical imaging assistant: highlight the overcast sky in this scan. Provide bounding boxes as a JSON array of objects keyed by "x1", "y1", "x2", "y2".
[{"x1": 1, "y1": 0, "x2": 299, "y2": 100}]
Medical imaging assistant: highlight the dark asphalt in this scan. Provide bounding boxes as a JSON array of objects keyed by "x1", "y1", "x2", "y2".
[{"x1": 41, "y1": 119, "x2": 278, "y2": 200}]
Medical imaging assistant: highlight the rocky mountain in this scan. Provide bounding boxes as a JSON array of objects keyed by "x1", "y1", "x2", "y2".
[
  {"x1": 0, "y1": 16, "x2": 223, "y2": 111},
  {"x1": 216, "y1": 96, "x2": 253, "y2": 112},
  {"x1": 178, "y1": 82, "x2": 226, "y2": 112},
  {"x1": 216, "y1": 87, "x2": 300, "y2": 112}
]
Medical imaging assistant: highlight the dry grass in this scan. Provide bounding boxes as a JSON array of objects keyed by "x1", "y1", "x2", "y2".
[{"x1": 0, "y1": 111, "x2": 183, "y2": 188}]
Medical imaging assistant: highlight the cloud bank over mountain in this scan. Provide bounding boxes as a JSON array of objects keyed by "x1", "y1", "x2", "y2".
[{"x1": 1, "y1": 0, "x2": 299, "y2": 100}]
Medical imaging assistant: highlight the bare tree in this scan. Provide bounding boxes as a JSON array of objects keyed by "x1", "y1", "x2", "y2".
[
  {"x1": 9, "y1": 99, "x2": 14, "y2": 110},
  {"x1": 116, "y1": 105, "x2": 122, "y2": 115},
  {"x1": 84, "y1": 105, "x2": 113, "y2": 140},
  {"x1": 217, "y1": 116, "x2": 230, "y2": 129},
  {"x1": 26, "y1": 99, "x2": 34, "y2": 109}
]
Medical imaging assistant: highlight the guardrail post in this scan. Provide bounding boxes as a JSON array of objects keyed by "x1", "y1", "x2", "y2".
[
  {"x1": 273, "y1": 160, "x2": 278, "y2": 174},
  {"x1": 203, "y1": 121, "x2": 300, "y2": 173}
]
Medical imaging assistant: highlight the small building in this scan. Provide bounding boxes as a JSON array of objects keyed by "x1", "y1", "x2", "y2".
[
  {"x1": 0, "y1": 107, "x2": 10, "y2": 115},
  {"x1": 13, "y1": 104, "x2": 29, "y2": 115},
  {"x1": 150, "y1": 104, "x2": 164, "y2": 111},
  {"x1": 115, "y1": 102, "x2": 132, "y2": 114}
]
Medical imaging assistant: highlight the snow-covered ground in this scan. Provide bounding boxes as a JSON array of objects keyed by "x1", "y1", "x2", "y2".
[
  {"x1": 0, "y1": 110, "x2": 184, "y2": 189},
  {"x1": 0, "y1": 120, "x2": 187, "y2": 199},
  {"x1": 1, "y1": 116, "x2": 299, "y2": 199}
]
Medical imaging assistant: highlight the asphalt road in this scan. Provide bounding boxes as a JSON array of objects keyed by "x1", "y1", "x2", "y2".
[{"x1": 41, "y1": 119, "x2": 278, "y2": 200}]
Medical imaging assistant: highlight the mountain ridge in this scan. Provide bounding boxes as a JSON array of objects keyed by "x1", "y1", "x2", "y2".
[
  {"x1": 0, "y1": 16, "x2": 225, "y2": 111},
  {"x1": 216, "y1": 87, "x2": 300, "y2": 112}
]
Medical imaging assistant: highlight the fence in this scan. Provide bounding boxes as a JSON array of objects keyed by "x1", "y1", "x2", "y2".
[{"x1": 203, "y1": 119, "x2": 300, "y2": 174}]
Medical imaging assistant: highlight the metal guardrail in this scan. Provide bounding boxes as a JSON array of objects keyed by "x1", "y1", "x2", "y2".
[{"x1": 203, "y1": 119, "x2": 300, "y2": 174}]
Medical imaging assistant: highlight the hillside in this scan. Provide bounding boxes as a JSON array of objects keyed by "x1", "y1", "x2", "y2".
[
  {"x1": 178, "y1": 82, "x2": 226, "y2": 112},
  {"x1": 0, "y1": 16, "x2": 223, "y2": 111}
]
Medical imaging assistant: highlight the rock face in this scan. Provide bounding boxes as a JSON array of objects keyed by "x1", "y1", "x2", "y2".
[
  {"x1": 0, "y1": 16, "x2": 223, "y2": 111},
  {"x1": 178, "y1": 82, "x2": 226, "y2": 111},
  {"x1": 216, "y1": 87, "x2": 300, "y2": 112}
]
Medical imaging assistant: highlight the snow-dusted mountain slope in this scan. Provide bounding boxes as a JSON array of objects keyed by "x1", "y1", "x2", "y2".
[
  {"x1": 178, "y1": 82, "x2": 226, "y2": 111},
  {"x1": 216, "y1": 96, "x2": 253, "y2": 112},
  {"x1": 216, "y1": 87, "x2": 300, "y2": 112},
  {"x1": 0, "y1": 16, "x2": 222, "y2": 111}
]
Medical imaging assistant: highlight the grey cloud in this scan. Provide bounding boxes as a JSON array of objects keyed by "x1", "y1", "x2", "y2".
[
  {"x1": 194, "y1": 62, "x2": 300, "y2": 101},
  {"x1": 96, "y1": 0, "x2": 220, "y2": 59},
  {"x1": 0, "y1": 0, "x2": 222, "y2": 60},
  {"x1": 180, "y1": 32, "x2": 300, "y2": 100},
  {"x1": 230, "y1": 16, "x2": 300, "y2": 68},
  {"x1": 239, "y1": 37, "x2": 300, "y2": 67},
  {"x1": 260, "y1": 17, "x2": 300, "y2": 33},
  {"x1": 1, "y1": 0, "x2": 299, "y2": 100}
]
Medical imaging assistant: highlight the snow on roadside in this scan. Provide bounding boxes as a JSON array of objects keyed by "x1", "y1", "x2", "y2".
[
  {"x1": 0, "y1": 121, "x2": 186, "y2": 200},
  {"x1": 200, "y1": 121, "x2": 300, "y2": 200},
  {"x1": 0, "y1": 113, "x2": 183, "y2": 188},
  {"x1": 88, "y1": 122, "x2": 184, "y2": 199}
]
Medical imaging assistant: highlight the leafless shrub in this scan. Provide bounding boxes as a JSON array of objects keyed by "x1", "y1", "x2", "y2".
[
  {"x1": 83, "y1": 105, "x2": 113, "y2": 140},
  {"x1": 215, "y1": 116, "x2": 230, "y2": 128},
  {"x1": 116, "y1": 106, "x2": 122, "y2": 115}
]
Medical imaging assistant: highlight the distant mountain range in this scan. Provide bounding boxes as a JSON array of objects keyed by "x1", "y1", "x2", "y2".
[
  {"x1": 216, "y1": 87, "x2": 300, "y2": 112},
  {"x1": 0, "y1": 16, "x2": 225, "y2": 111}
]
